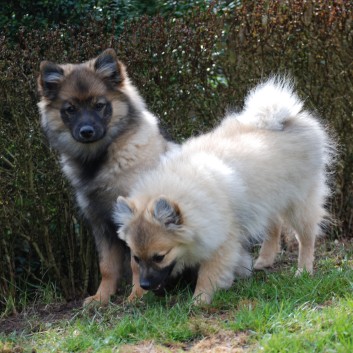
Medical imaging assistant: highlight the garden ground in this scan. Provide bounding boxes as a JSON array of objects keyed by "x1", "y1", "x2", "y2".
[{"x1": 1, "y1": 237, "x2": 353, "y2": 353}]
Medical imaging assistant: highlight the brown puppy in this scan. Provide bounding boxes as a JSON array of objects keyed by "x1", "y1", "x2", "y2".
[{"x1": 37, "y1": 49, "x2": 177, "y2": 305}]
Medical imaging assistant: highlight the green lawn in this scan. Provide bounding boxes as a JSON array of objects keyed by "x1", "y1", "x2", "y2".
[{"x1": 1, "y1": 240, "x2": 353, "y2": 352}]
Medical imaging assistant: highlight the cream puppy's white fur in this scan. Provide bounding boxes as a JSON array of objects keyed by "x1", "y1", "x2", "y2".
[{"x1": 114, "y1": 78, "x2": 334, "y2": 304}]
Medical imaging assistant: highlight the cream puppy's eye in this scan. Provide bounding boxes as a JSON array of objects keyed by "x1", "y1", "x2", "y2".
[
  {"x1": 133, "y1": 255, "x2": 140, "y2": 264},
  {"x1": 152, "y1": 254, "x2": 165, "y2": 263}
]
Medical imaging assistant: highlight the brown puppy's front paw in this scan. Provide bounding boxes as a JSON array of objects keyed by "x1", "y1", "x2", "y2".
[
  {"x1": 127, "y1": 286, "x2": 146, "y2": 303},
  {"x1": 83, "y1": 293, "x2": 110, "y2": 307}
]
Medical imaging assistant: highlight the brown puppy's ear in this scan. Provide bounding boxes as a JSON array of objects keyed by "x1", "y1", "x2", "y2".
[
  {"x1": 153, "y1": 197, "x2": 182, "y2": 229},
  {"x1": 38, "y1": 61, "x2": 64, "y2": 100},
  {"x1": 94, "y1": 48, "x2": 126, "y2": 89},
  {"x1": 114, "y1": 196, "x2": 135, "y2": 230}
]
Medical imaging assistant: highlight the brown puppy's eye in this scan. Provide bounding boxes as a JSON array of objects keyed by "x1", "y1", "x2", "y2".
[
  {"x1": 133, "y1": 255, "x2": 140, "y2": 264},
  {"x1": 95, "y1": 102, "x2": 105, "y2": 111},
  {"x1": 66, "y1": 105, "x2": 77, "y2": 114},
  {"x1": 152, "y1": 254, "x2": 165, "y2": 263}
]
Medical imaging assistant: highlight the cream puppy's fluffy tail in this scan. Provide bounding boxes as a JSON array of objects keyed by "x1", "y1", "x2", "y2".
[{"x1": 235, "y1": 77, "x2": 304, "y2": 130}]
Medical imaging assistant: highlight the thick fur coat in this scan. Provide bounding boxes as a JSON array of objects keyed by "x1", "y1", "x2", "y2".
[{"x1": 114, "y1": 78, "x2": 335, "y2": 304}]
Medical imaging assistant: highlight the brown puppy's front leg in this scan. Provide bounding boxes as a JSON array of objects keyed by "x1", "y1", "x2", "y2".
[
  {"x1": 128, "y1": 255, "x2": 146, "y2": 302},
  {"x1": 84, "y1": 238, "x2": 124, "y2": 306}
]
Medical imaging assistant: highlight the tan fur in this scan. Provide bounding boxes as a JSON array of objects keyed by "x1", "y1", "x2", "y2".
[
  {"x1": 128, "y1": 257, "x2": 147, "y2": 302},
  {"x1": 84, "y1": 239, "x2": 124, "y2": 305},
  {"x1": 253, "y1": 221, "x2": 282, "y2": 270}
]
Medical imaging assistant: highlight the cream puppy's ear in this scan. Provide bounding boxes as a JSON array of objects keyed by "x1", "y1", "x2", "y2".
[
  {"x1": 113, "y1": 196, "x2": 135, "y2": 240},
  {"x1": 152, "y1": 197, "x2": 182, "y2": 229}
]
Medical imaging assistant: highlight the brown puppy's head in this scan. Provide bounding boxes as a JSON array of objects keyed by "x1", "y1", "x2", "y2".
[
  {"x1": 37, "y1": 49, "x2": 138, "y2": 160},
  {"x1": 114, "y1": 196, "x2": 188, "y2": 291}
]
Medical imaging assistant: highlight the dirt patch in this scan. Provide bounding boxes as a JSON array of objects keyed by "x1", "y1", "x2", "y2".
[
  {"x1": 118, "y1": 331, "x2": 251, "y2": 352},
  {"x1": 190, "y1": 331, "x2": 250, "y2": 353},
  {"x1": 0, "y1": 300, "x2": 82, "y2": 335}
]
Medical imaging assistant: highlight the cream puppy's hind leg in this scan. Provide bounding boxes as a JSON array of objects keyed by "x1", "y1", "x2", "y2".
[
  {"x1": 295, "y1": 230, "x2": 316, "y2": 275},
  {"x1": 286, "y1": 188, "x2": 325, "y2": 275},
  {"x1": 254, "y1": 221, "x2": 282, "y2": 270},
  {"x1": 292, "y1": 216, "x2": 318, "y2": 275}
]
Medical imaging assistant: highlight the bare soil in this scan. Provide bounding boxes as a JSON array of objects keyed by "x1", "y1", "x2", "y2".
[{"x1": 0, "y1": 300, "x2": 82, "y2": 335}]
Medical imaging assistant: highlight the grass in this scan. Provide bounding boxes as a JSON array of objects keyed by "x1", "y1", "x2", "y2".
[{"x1": 1, "y1": 240, "x2": 353, "y2": 352}]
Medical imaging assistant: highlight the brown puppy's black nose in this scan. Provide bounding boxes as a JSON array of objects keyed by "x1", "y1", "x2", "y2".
[
  {"x1": 139, "y1": 279, "x2": 152, "y2": 290},
  {"x1": 79, "y1": 125, "x2": 95, "y2": 140}
]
